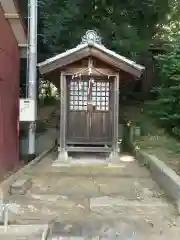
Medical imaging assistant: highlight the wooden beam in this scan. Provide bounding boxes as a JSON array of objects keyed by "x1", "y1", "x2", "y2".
[
  {"x1": 64, "y1": 67, "x2": 117, "y2": 76},
  {"x1": 4, "y1": 13, "x2": 19, "y2": 19},
  {"x1": 18, "y1": 44, "x2": 28, "y2": 48},
  {"x1": 67, "y1": 146, "x2": 113, "y2": 153}
]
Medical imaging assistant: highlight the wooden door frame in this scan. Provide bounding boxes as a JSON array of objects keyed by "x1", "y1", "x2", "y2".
[
  {"x1": 65, "y1": 75, "x2": 115, "y2": 145},
  {"x1": 57, "y1": 71, "x2": 120, "y2": 161}
]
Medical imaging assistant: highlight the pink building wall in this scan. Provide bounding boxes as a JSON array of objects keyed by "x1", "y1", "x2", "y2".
[{"x1": 0, "y1": 5, "x2": 20, "y2": 173}]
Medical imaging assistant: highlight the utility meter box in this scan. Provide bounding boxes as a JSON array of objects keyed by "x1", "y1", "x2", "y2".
[{"x1": 19, "y1": 99, "x2": 36, "y2": 122}]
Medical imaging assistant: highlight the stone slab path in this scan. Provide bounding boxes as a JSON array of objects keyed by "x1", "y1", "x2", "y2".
[{"x1": 3, "y1": 151, "x2": 180, "y2": 239}]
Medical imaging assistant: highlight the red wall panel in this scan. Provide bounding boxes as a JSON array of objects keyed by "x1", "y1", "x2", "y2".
[{"x1": 0, "y1": 5, "x2": 20, "y2": 172}]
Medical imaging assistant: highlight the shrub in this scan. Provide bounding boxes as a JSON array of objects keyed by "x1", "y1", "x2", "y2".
[{"x1": 149, "y1": 39, "x2": 180, "y2": 136}]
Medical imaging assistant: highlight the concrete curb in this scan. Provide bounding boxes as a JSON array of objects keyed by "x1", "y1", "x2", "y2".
[
  {"x1": 0, "y1": 145, "x2": 55, "y2": 199},
  {"x1": 0, "y1": 224, "x2": 52, "y2": 239},
  {"x1": 0, "y1": 224, "x2": 48, "y2": 234},
  {"x1": 132, "y1": 144, "x2": 180, "y2": 213}
]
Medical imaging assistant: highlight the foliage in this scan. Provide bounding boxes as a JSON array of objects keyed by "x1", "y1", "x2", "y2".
[
  {"x1": 19, "y1": 0, "x2": 180, "y2": 100},
  {"x1": 39, "y1": 79, "x2": 58, "y2": 103},
  {"x1": 155, "y1": 0, "x2": 180, "y2": 42},
  {"x1": 38, "y1": 0, "x2": 173, "y2": 61},
  {"x1": 148, "y1": 38, "x2": 180, "y2": 137}
]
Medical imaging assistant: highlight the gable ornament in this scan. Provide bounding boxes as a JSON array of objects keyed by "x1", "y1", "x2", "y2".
[{"x1": 81, "y1": 30, "x2": 102, "y2": 45}]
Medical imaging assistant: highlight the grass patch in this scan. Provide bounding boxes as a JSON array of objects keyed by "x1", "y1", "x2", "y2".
[{"x1": 123, "y1": 102, "x2": 180, "y2": 175}]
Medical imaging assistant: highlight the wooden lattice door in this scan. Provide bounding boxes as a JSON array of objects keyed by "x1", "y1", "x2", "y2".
[
  {"x1": 89, "y1": 80, "x2": 112, "y2": 143},
  {"x1": 67, "y1": 78, "x2": 89, "y2": 143},
  {"x1": 67, "y1": 77, "x2": 113, "y2": 144}
]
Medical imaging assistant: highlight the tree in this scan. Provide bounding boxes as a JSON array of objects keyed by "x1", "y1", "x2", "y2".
[
  {"x1": 154, "y1": 0, "x2": 180, "y2": 42},
  {"x1": 38, "y1": 0, "x2": 172, "y2": 61},
  {"x1": 148, "y1": 38, "x2": 180, "y2": 137}
]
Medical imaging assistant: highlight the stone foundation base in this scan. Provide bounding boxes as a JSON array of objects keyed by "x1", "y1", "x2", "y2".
[
  {"x1": 58, "y1": 151, "x2": 68, "y2": 161},
  {"x1": 52, "y1": 151, "x2": 70, "y2": 166},
  {"x1": 108, "y1": 152, "x2": 120, "y2": 163}
]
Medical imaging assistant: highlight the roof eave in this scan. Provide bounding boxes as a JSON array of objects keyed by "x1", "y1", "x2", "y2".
[
  {"x1": 93, "y1": 43, "x2": 145, "y2": 74},
  {"x1": 0, "y1": 0, "x2": 27, "y2": 46},
  {"x1": 38, "y1": 43, "x2": 145, "y2": 78}
]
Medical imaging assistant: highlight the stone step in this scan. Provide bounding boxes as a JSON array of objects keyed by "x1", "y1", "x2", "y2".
[
  {"x1": 48, "y1": 230, "x2": 180, "y2": 240},
  {"x1": 28, "y1": 175, "x2": 163, "y2": 199},
  {"x1": 28, "y1": 161, "x2": 150, "y2": 178},
  {"x1": 10, "y1": 177, "x2": 32, "y2": 195},
  {"x1": 0, "y1": 224, "x2": 48, "y2": 240},
  {"x1": 5, "y1": 195, "x2": 89, "y2": 224},
  {"x1": 48, "y1": 217, "x2": 180, "y2": 240},
  {"x1": 5, "y1": 193, "x2": 172, "y2": 225}
]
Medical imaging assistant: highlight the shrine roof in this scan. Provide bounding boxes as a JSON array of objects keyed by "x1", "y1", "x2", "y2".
[{"x1": 38, "y1": 30, "x2": 145, "y2": 78}]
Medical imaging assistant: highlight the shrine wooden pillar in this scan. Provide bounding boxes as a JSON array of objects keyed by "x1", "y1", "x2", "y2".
[
  {"x1": 109, "y1": 73, "x2": 120, "y2": 161},
  {"x1": 58, "y1": 71, "x2": 68, "y2": 161}
]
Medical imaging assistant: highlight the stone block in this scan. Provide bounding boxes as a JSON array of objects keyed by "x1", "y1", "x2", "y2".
[
  {"x1": 135, "y1": 148, "x2": 180, "y2": 214},
  {"x1": 10, "y1": 177, "x2": 32, "y2": 195}
]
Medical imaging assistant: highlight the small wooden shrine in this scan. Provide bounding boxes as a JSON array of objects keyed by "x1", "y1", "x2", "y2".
[{"x1": 38, "y1": 30, "x2": 145, "y2": 161}]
